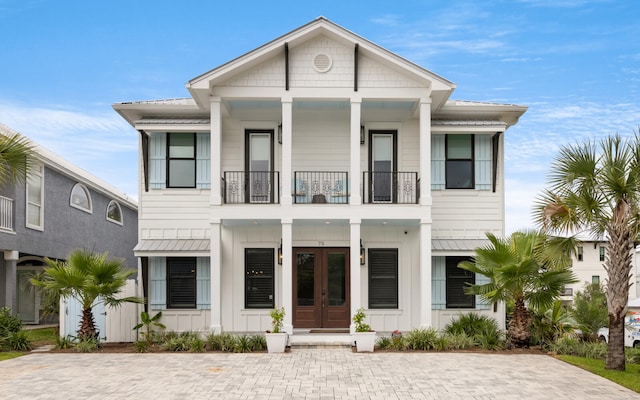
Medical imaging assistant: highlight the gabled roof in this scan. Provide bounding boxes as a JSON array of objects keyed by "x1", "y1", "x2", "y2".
[
  {"x1": 0, "y1": 123, "x2": 137, "y2": 210},
  {"x1": 186, "y1": 16, "x2": 456, "y2": 107}
]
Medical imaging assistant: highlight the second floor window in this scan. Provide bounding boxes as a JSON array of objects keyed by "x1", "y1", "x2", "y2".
[
  {"x1": 577, "y1": 246, "x2": 584, "y2": 261},
  {"x1": 168, "y1": 133, "x2": 196, "y2": 188},
  {"x1": 446, "y1": 135, "x2": 474, "y2": 189},
  {"x1": 26, "y1": 164, "x2": 44, "y2": 230},
  {"x1": 599, "y1": 246, "x2": 605, "y2": 262}
]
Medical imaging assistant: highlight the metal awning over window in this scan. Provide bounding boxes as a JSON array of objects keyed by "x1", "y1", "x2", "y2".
[
  {"x1": 431, "y1": 239, "x2": 490, "y2": 254},
  {"x1": 134, "y1": 239, "x2": 210, "y2": 256}
]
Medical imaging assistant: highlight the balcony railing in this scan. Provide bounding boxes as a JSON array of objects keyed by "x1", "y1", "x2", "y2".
[
  {"x1": 293, "y1": 171, "x2": 349, "y2": 204},
  {"x1": 0, "y1": 195, "x2": 13, "y2": 231},
  {"x1": 363, "y1": 171, "x2": 419, "y2": 204},
  {"x1": 223, "y1": 171, "x2": 280, "y2": 204}
]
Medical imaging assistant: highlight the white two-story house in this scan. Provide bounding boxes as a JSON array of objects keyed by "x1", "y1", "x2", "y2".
[{"x1": 114, "y1": 17, "x2": 526, "y2": 335}]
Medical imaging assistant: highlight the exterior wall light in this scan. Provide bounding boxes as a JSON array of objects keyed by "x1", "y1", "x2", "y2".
[{"x1": 360, "y1": 239, "x2": 365, "y2": 265}]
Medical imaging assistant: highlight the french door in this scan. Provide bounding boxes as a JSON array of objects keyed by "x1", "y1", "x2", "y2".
[
  {"x1": 245, "y1": 130, "x2": 273, "y2": 203},
  {"x1": 292, "y1": 248, "x2": 350, "y2": 328},
  {"x1": 369, "y1": 130, "x2": 397, "y2": 203}
]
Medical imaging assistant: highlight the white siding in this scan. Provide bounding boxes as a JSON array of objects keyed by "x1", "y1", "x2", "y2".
[{"x1": 431, "y1": 191, "x2": 503, "y2": 239}]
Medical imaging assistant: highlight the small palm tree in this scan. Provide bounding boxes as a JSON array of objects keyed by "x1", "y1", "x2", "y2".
[
  {"x1": 0, "y1": 130, "x2": 34, "y2": 186},
  {"x1": 30, "y1": 249, "x2": 142, "y2": 340},
  {"x1": 535, "y1": 134, "x2": 640, "y2": 370},
  {"x1": 458, "y1": 231, "x2": 577, "y2": 347}
]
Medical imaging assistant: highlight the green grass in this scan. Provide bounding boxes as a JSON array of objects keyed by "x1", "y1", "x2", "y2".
[
  {"x1": 25, "y1": 327, "x2": 58, "y2": 347},
  {"x1": 0, "y1": 352, "x2": 25, "y2": 361},
  {"x1": 557, "y1": 355, "x2": 640, "y2": 393}
]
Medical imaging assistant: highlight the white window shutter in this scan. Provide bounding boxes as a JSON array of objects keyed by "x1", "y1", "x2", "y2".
[
  {"x1": 431, "y1": 135, "x2": 446, "y2": 190},
  {"x1": 196, "y1": 257, "x2": 211, "y2": 309},
  {"x1": 196, "y1": 133, "x2": 211, "y2": 189},
  {"x1": 432, "y1": 256, "x2": 446, "y2": 309},
  {"x1": 149, "y1": 133, "x2": 167, "y2": 189},
  {"x1": 475, "y1": 135, "x2": 492, "y2": 191},
  {"x1": 150, "y1": 257, "x2": 166, "y2": 310}
]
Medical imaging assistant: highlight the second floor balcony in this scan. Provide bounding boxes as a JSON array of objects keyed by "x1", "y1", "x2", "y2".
[{"x1": 0, "y1": 195, "x2": 13, "y2": 231}]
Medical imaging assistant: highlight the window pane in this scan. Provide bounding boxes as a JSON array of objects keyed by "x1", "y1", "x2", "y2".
[
  {"x1": 169, "y1": 133, "x2": 195, "y2": 158},
  {"x1": 327, "y1": 253, "x2": 346, "y2": 307},
  {"x1": 245, "y1": 249, "x2": 274, "y2": 309},
  {"x1": 27, "y1": 174, "x2": 42, "y2": 203},
  {"x1": 296, "y1": 253, "x2": 315, "y2": 306},
  {"x1": 368, "y1": 249, "x2": 398, "y2": 309},
  {"x1": 71, "y1": 185, "x2": 91, "y2": 210},
  {"x1": 107, "y1": 201, "x2": 122, "y2": 223},
  {"x1": 167, "y1": 258, "x2": 196, "y2": 309},
  {"x1": 27, "y1": 204, "x2": 41, "y2": 226},
  {"x1": 446, "y1": 160, "x2": 473, "y2": 189},
  {"x1": 168, "y1": 160, "x2": 196, "y2": 187},
  {"x1": 250, "y1": 134, "x2": 270, "y2": 163},
  {"x1": 446, "y1": 256, "x2": 475, "y2": 308},
  {"x1": 447, "y1": 135, "x2": 472, "y2": 159}
]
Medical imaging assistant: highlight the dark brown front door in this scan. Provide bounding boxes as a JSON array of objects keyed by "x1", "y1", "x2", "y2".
[{"x1": 293, "y1": 248, "x2": 350, "y2": 328}]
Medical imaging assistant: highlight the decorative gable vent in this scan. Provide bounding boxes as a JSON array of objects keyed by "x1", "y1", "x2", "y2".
[{"x1": 313, "y1": 53, "x2": 332, "y2": 73}]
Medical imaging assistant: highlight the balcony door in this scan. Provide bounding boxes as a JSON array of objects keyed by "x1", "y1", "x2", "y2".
[
  {"x1": 245, "y1": 130, "x2": 274, "y2": 203},
  {"x1": 293, "y1": 248, "x2": 350, "y2": 328},
  {"x1": 369, "y1": 130, "x2": 397, "y2": 203}
]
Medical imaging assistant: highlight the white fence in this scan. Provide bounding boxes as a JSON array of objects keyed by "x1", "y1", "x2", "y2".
[{"x1": 59, "y1": 279, "x2": 141, "y2": 343}]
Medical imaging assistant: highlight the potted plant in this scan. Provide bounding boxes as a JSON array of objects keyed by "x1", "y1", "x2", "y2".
[
  {"x1": 265, "y1": 307, "x2": 288, "y2": 353},
  {"x1": 352, "y1": 307, "x2": 376, "y2": 352}
]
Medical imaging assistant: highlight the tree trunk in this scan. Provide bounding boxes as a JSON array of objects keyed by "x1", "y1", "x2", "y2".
[
  {"x1": 605, "y1": 202, "x2": 633, "y2": 371},
  {"x1": 509, "y1": 298, "x2": 531, "y2": 347},
  {"x1": 77, "y1": 306, "x2": 97, "y2": 341}
]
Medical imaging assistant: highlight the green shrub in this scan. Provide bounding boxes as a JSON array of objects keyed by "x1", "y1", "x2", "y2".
[
  {"x1": 444, "y1": 332, "x2": 475, "y2": 350},
  {"x1": 626, "y1": 347, "x2": 640, "y2": 364},
  {"x1": 444, "y1": 313, "x2": 501, "y2": 338},
  {"x1": 476, "y1": 325, "x2": 504, "y2": 350},
  {"x1": 248, "y1": 334, "x2": 266, "y2": 351},
  {"x1": 163, "y1": 331, "x2": 203, "y2": 352},
  {"x1": 550, "y1": 336, "x2": 608, "y2": 360},
  {"x1": 205, "y1": 332, "x2": 238, "y2": 352},
  {"x1": 0, "y1": 307, "x2": 22, "y2": 341},
  {"x1": 134, "y1": 340, "x2": 149, "y2": 353},
  {"x1": 75, "y1": 337, "x2": 98, "y2": 353},
  {"x1": 55, "y1": 335, "x2": 76, "y2": 349},
  {"x1": 376, "y1": 336, "x2": 392, "y2": 349},
  {"x1": 5, "y1": 330, "x2": 32, "y2": 351},
  {"x1": 404, "y1": 328, "x2": 438, "y2": 351}
]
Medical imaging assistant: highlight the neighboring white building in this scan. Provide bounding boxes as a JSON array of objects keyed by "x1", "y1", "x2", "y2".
[
  {"x1": 562, "y1": 238, "x2": 639, "y2": 303},
  {"x1": 113, "y1": 17, "x2": 526, "y2": 335}
]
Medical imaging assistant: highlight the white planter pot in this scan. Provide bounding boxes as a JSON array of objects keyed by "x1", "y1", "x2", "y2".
[
  {"x1": 265, "y1": 332, "x2": 288, "y2": 353},
  {"x1": 352, "y1": 331, "x2": 376, "y2": 352}
]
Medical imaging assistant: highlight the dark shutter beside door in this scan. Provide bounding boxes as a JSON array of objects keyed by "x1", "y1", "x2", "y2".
[{"x1": 368, "y1": 249, "x2": 398, "y2": 309}]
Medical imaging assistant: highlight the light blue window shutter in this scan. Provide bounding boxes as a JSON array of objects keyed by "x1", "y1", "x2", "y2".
[
  {"x1": 196, "y1": 257, "x2": 211, "y2": 309},
  {"x1": 431, "y1": 135, "x2": 445, "y2": 190},
  {"x1": 432, "y1": 256, "x2": 446, "y2": 310},
  {"x1": 150, "y1": 257, "x2": 166, "y2": 310},
  {"x1": 149, "y1": 133, "x2": 167, "y2": 189},
  {"x1": 475, "y1": 273, "x2": 491, "y2": 309},
  {"x1": 196, "y1": 133, "x2": 211, "y2": 189},
  {"x1": 475, "y1": 135, "x2": 491, "y2": 191}
]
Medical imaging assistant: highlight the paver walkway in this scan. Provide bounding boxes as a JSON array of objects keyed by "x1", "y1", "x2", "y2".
[{"x1": 1, "y1": 349, "x2": 638, "y2": 399}]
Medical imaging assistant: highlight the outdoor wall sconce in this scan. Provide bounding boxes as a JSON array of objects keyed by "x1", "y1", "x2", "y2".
[
  {"x1": 360, "y1": 125, "x2": 365, "y2": 145},
  {"x1": 278, "y1": 124, "x2": 283, "y2": 144},
  {"x1": 360, "y1": 239, "x2": 365, "y2": 265},
  {"x1": 278, "y1": 239, "x2": 283, "y2": 265}
]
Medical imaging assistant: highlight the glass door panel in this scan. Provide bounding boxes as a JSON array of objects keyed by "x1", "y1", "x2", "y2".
[
  {"x1": 249, "y1": 133, "x2": 271, "y2": 203},
  {"x1": 372, "y1": 133, "x2": 394, "y2": 202}
]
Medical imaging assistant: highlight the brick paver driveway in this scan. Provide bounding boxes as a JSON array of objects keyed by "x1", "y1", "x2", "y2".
[{"x1": 1, "y1": 349, "x2": 637, "y2": 399}]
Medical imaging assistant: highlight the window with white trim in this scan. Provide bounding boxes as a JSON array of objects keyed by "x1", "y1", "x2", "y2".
[
  {"x1": 167, "y1": 257, "x2": 196, "y2": 309},
  {"x1": 106, "y1": 200, "x2": 123, "y2": 225},
  {"x1": 446, "y1": 135, "x2": 474, "y2": 189},
  {"x1": 70, "y1": 183, "x2": 92, "y2": 213},
  {"x1": 244, "y1": 248, "x2": 274, "y2": 309},
  {"x1": 368, "y1": 248, "x2": 398, "y2": 309},
  {"x1": 446, "y1": 256, "x2": 475, "y2": 308},
  {"x1": 168, "y1": 132, "x2": 196, "y2": 188},
  {"x1": 26, "y1": 164, "x2": 44, "y2": 230}
]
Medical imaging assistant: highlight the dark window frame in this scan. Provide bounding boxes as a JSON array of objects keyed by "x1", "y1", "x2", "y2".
[
  {"x1": 368, "y1": 248, "x2": 398, "y2": 309},
  {"x1": 167, "y1": 257, "x2": 197, "y2": 309},
  {"x1": 244, "y1": 248, "x2": 275, "y2": 309},
  {"x1": 577, "y1": 246, "x2": 584, "y2": 262},
  {"x1": 167, "y1": 132, "x2": 197, "y2": 188},
  {"x1": 445, "y1": 134, "x2": 475, "y2": 189},
  {"x1": 599, "y1": 246, "x2": 605, "y2": 262},
  {"x1": 446, "y1": 256, "x2": 475, "y2": 309}
]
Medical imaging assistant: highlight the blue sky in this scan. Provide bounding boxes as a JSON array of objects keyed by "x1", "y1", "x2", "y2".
[{"x1": 1, "y1": 0, "x2": 639, "y2": 233}]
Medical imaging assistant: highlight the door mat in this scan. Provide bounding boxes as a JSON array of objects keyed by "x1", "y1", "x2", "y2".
[{"x1": 308, "y1": 329, "x2": 350, "y2": 334}]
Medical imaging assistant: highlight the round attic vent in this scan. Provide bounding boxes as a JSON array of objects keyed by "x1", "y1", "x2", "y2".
[{"x1": 313, "y1": 53, "x2": 332, "y2": 73}]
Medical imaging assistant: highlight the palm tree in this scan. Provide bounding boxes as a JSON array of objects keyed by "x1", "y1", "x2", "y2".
[
  {"x1": 458, "y1": 231, "x2": 577, "y2": 348},
  {"x1": 0, "y1": 130, "x2": 34, "y2": 186},
  {"x1": 535, "y1": 134, "x2": 640, "y2": 371},
  {"x1": 30, "y1": 249, "x2": 142, "y2": 340}
]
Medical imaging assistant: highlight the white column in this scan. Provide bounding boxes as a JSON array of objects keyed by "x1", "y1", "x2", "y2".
[
  {"x1": 419, "y1": 219, "x2": 432, "y2": 328},
  {"x1": 281, "y1": 97, "x2": 293, "y2": 206},
  {"x1": 4, "y1": 250, "x2": 18, "y2": 313},
  {"x1": 419, "y1": 98, "x2": 432, "y2": 206},
  {"x1": 281, "y1": 219, "x2": 293, "y2": 334},
  {"x1": 350, "y1": 98, "x2": 362, "y2": 205},
  {"x1": 350, "y1": 219, "x2": 362, "y2": 334},
  {"x1": 210, "y1": 220, "x2": 222, "y2": 332},
  {"x1": 210, "y1": 96, "x2": 222, "y2": 205}
]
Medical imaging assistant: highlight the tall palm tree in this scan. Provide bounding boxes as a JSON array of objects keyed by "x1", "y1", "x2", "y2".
[
  {"x1": 458, "y1": 231, "x2": 577, "y2": 348},
  {"x1": 0, "y1": 130, "x2": 34, "y2": 186},
  {"x1": 535, "y1": 134, "x2": 640, "y2": 371},
  {"x1": 30, "y1": 249, "x2": 142, "y2": 340}
]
